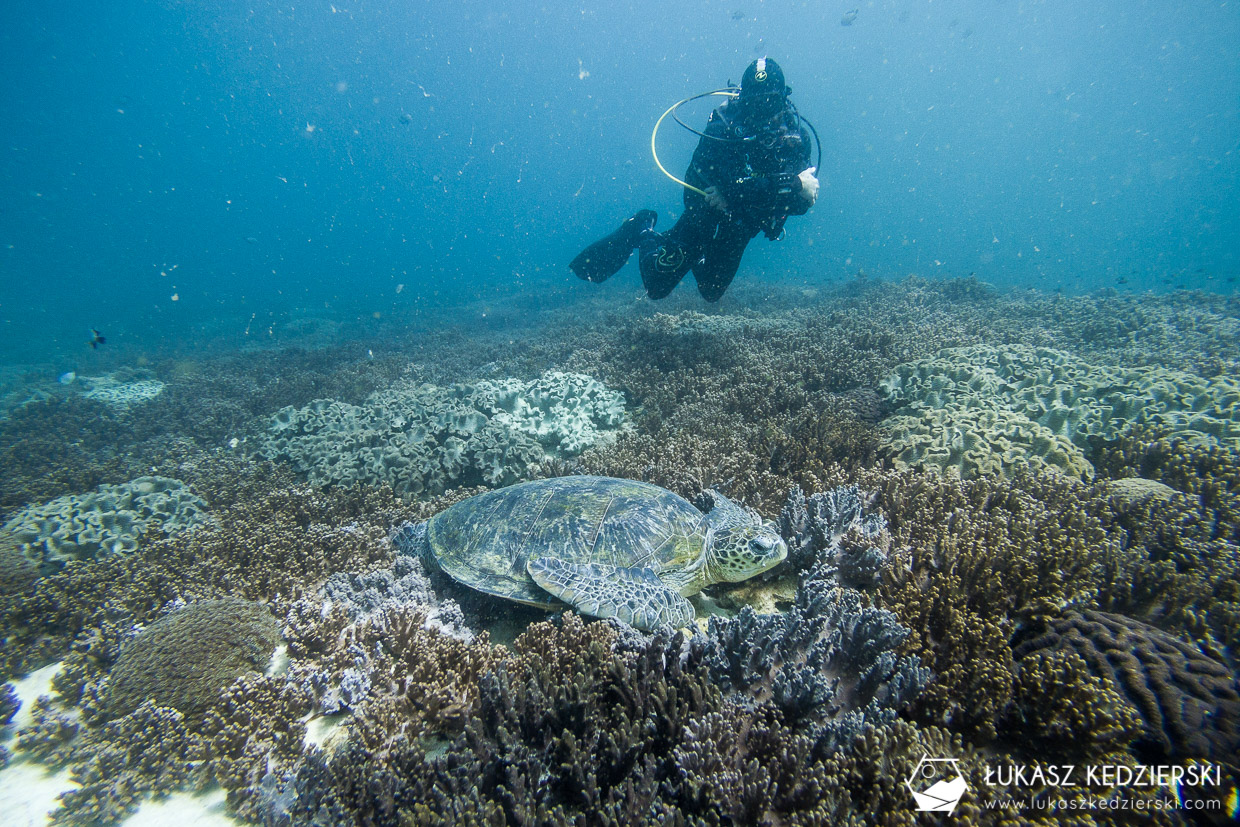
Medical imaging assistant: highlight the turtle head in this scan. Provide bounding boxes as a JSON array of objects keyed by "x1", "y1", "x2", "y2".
[{"x1": 702, "y1": 490, "x2": 788, "y2": 583}]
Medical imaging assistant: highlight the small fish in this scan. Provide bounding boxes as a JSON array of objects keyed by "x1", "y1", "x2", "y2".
[
  {"x1": 841, "y1": 8, "x2": 858, "y2": 26},
  {"x1": 245, "y1": 236, "x2": 258, "y2": 244},
  {"x1": 399, "y1": 112, "x2": 413, "y2": 124},
  {"x1": 88, "y1": 329, "x2": 106, "y2": 349},
  {"x1": 730, "y1": 10, "x2": 745, "y2": 21},
  {"x1": 58, "y1": 371, "x2": 77, "y2": 384}
]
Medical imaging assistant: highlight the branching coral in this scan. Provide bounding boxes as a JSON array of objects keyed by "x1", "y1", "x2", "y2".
[
  {"x1": 862, "y1": 468, "x2": 1117, "y2": 741},
  {"x1": 0, "y1": 396, "x2": 143, "y2": 514},
  {"x1": 51, "y1": 701, "x2": 207, "y2": 827},
  {"x1": 682, "y1": 564, "x2": 928, "y2": 756},
  {"x1": 200, "y1": 674, "x2": 315, "y2": 821}
]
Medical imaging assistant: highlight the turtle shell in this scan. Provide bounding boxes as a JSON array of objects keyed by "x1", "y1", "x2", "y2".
[{"x1": 425, "y1": 476, "x2": 707, "y2": 609}]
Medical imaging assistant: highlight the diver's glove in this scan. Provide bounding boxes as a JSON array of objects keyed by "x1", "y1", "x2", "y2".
[
  {"x1": 797, "y1": 167, "x2": 819, "y2": 205},
  {"x1": 704, "y1": 185, "x2": 729, "y2": 213}
]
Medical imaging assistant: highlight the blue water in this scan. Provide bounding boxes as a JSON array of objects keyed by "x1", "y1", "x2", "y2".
[{"x1": 1, "y1": 0, "x2": 1237, "y2": 365}]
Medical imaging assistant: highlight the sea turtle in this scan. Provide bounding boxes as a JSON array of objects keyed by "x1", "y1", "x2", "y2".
[{"x1": 413, "y1": 475, "x2": 787, "y2": 631}]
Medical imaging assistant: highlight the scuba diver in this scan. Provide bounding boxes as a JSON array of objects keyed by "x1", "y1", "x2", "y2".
[{"x1": 570, "y1": 57, "x2": 819, "y2": 302}]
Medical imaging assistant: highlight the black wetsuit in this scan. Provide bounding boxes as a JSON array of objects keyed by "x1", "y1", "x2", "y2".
[{"x1": 640, "y1": 99, "x2": 814, "y2": 301}]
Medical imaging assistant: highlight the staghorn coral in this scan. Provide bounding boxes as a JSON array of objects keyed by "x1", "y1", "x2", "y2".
[
  {"x1": 0, "y1": 549, "x2": 181, "y2": 681},
  {"x1": 106, "y1": 597, "x2": 281, "y2": 720},
  {"x1": 1003, "y1": 647, "x2": 1145, "y2": 760},
  {"x1": 0, "y1": 682, "x2": 17, "y2": 724},
  {"x1": 256, "y1": 610, "x2": 1042, "y2": 827},
  {"x1": 142, "y1": 481, "x2": 397, "y2": 605},
  {"x1": 1010, "y1": 610, "x2": 1240, "y2": 762},
  {"x1": 0, "y1": 395, "x2": 144, "y2": 514},
  {"x1": 1088, "y1": 438, "x2": 1240, "y2": 650},
  {"x1": 342, "y1": 604, "x2": 504, "y2": 750},
  {"x1": 0, "y1": 527, "x2": 41, "y2": 597},
  {"x1": 201, "y1": 674, "x2": 314, "y2": 821},
  {"x1": 863, "y1": 467, "x2": 1117, "y2": 741},
  {"x1": 14, "y1": 695, "x2": 81, "y2": 766}
]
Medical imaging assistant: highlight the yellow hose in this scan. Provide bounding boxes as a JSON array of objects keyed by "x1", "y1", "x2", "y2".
[{"x1": 650, "y1": 90, "x2": 738, "y2": 198}]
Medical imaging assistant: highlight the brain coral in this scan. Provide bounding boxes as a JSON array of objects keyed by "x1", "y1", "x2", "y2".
[
  {"x1": 3, "y1": 476, "x2": 210, "y2": 568},
  {"x1": 107, "y1": 597, "x2": 281, "y2": 720},
  {"x1": 880, "y1": 344, "x2": 1240, "y2": 479},
  {"x1": 1011, "y1": 610, "x2": 1240, "y2": 762},
  {"x1": 256, "y1": 370, "x2": 626, "y2": 496}
]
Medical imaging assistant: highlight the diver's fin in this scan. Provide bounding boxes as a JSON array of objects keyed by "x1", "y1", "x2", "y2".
[
  {"x1": 570, "y1": 210, "x2": 657, "y2": 283},
  {"x1": 527, "y1": 557, "x2": 695, "y2": 631}
]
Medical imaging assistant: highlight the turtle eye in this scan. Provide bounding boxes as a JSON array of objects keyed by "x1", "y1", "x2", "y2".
[{"x1": 751, "y1": 536, "x2": 775, "y2": 552}]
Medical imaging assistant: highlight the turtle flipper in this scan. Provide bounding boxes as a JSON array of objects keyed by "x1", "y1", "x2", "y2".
[{"x1": 527, "y1": 557, "x2": 695, "y2": 631}]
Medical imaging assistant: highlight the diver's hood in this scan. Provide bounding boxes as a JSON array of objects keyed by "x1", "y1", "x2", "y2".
[{"x1": 739, "y1": 57, "x2": 789, "y2": 119}]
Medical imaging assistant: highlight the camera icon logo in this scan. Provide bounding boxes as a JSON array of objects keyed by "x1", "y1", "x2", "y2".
[{"x1": 906, "y1": 752, "x2": 968, "y2": 813}]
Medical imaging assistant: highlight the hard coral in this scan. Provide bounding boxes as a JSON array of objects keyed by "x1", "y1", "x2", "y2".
[
  {"x1": 867, "y1": 468, "x2": 1116, "y2": 741},
  {"x1": 51, "y1": 701, "x2": 207, "y2": 827},
  {"x1": 1010, "y1": 610, "x2": 1240, "y2": 762},
  {"x1": 106, "y1": 597, "x2": 281, "y2": 719},
  {"x1": 0, "y1": 395, "x2": 142, "y2": 514},
  {"x1": 201, "y1": 674, "x2": 314, "y2": 821}
]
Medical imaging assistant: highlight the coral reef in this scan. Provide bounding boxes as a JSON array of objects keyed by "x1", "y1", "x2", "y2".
[
  {"x1": 0, "y1": 528, "x2": 41, "y2": 597},
  {"x1": 1010, "y1": 610, "x2": 1240, "y2": 762},
  {"x1": 0, "y1": 461, "x2": 395, "y2": 682},
  {"x1": 0, "y1": 395, "x2": 144, "y2": 514},
  {"x1": 52, "y1": 701, "x2": 207, "y2": 827},
  {"x1": 1089, "y1": 435, "x2": 1240, "y2": 651},
  {"x1": 864, "y1": 468, "x2": 1117, "y2": 741},
  {"x1": 105, "y1": 598, "x2": 281, "y2": 719},
  {"x1": 4, "y1": 476, "x2": 210, "y2": 568},
  {"x1": 682, "y1": 565, "x2": 929, "y2": 753},
  {"x1": 80, "y1": 375, "x2": 165, "y2": 410},
  {"x1": 0, "y1": 681, "x2": 18, "y2": 724},
  {"x1": 1004, "y1": 647, "x2": 1145, "y2": 760},
  {"x1": 200, "y1": 674, "x2": 315, "y2": 821},
  {"x1": 880, "y1": 344, "x2": 1240, "y2": 479},
  {"x1": 14, "y1": 695, "x2": 81, "y2": 765},
  {"x1": 255, "y1": 614, "x2": 939, "y2": 827},
  {"x1": 2, "y1": 280, "x2": 1238, "y2": 826},
  {"x1": 776, "y1": 484, "x2": 888, "y2": 574},
  {"x1": 256, "y1": 371, "x2": 626, "y2": 496},
  {"x1": 319, "y1": 552, "x2": 472, "y2": 640}
]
